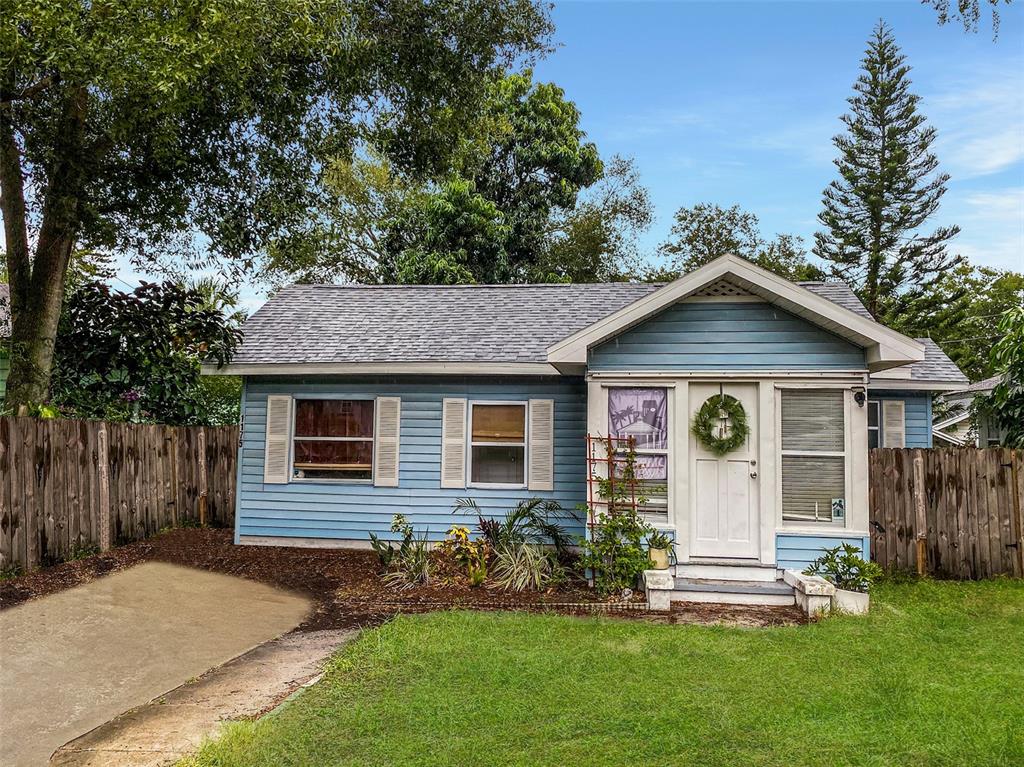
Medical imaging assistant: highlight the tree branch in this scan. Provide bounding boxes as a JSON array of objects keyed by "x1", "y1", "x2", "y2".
[{"x1": 0, "y1": 74, "x2": 61, "y2": 108}]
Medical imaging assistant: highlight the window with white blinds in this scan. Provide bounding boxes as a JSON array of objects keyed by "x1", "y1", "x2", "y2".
[{"x1": 781, "y1": 390, "x2": 847, "y2": 526}]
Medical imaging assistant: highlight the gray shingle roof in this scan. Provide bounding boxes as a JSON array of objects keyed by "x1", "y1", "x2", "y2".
[
  {"x1": 231, "y1": 279, "x2": 957, "y2": 382},
  {"x1": 909, "y1": 338, "x2": 969, "y2": 384},
  {"x1": 235, "y1": 283, "x2": 661, "y2": 365}
]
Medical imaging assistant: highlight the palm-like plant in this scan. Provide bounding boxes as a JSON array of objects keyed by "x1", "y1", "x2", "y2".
[{"x1": 453, "y1": 497, "x2": 580, "y2": 552}]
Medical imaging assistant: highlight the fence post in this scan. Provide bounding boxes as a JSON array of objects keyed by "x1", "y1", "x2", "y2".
[
  {"x1": 913, "y1": 450, "x2": 927, "y2": 577},
  {"x1": 198, "y1": 428, "x2": 208, "y2": 527},
  {"x1": 97, "y1": 423, "x2": 111, "y2": 552}
]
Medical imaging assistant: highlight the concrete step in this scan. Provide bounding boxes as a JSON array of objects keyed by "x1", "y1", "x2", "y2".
[
  {"x1": 674, "y1": 563, "x2": 781, "y2": 582},
  {"x1": 669, "y1": 577, "x2": 796, "y2": 607}
]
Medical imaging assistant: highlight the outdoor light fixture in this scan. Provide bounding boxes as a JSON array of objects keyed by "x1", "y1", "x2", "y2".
[{"x1": 853, "y1": 388, "x2": 866, "y2": 407}]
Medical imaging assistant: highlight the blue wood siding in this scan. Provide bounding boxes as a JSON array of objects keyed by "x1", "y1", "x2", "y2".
[
  {"x1": 776, "y1": 533, "x2": 871, "y2": 571},
  {"x1": 588, "y1": 301, "x2": 866, "y2": 370},
  {"x1": 872, "y1": 391, "x2": 933, "y2": 447},
  {"x1": 236, "y1": 376, "x2": 588, "y2": 543}
]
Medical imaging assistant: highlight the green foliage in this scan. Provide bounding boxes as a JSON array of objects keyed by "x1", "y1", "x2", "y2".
[
  {"x1": 68, "y1": 542, "x2": 100, "y2": 561},
  {"x1": 454, "y1": 497, "x2": 579, "y2": 553},
  {"x1": 491, "y1": 542, "x2": 561, "y2": 592},
  {"x1": 0, "y1": 563, "x2": 23, "y2": 581},
  {"x1": 924, "y1": 0, "x2": 1008, "y2": 36},
  {"x1": 813, "y1": 22, "x2": 961, "y2": 325},
  {"x1": 984, "y1": 306, "x2": 1024, "y2": 447},
  {"x1": 900, "y1": 265, "x2": 1024, "y2": 381},
  {"x1": 691, "y1": 394, "x2": 749, "y2": 456},
  {"x1": 655, "y1": 203, "x2": 825, "y2": 281},
  {"x1": 646, "y1": 530, "x2": 673, "y2": 551},
  {"x1": 438, "y1": 525, "x2": 488, "y2": 586},
  {"x1": 804, "y1": 543, "x2": 882, "y2": 593},
  {"x1": 580, "y1": 508, "x2": 654, "y2": 596},
  {"x1": 372, "y1": 515, "x2": 432, "y2": 589},
  {"x1": 4, "y1": 0, "x2": 553, "y2": 266},
  {"x1": 263, "y1": 71, "x2": 647, "y2": 287},
  {"x1": 47, "y1": 281, "x2": 241, "y2": 425}
]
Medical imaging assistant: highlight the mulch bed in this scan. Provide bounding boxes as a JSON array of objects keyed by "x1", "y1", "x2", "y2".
[{"x1": 0, "y1": 528, "x2": 806, "y2": 628}]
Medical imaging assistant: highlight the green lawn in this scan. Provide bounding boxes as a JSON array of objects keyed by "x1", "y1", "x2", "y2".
[{"x1": 184, "y1": 580, "x2": 1024, "y2": 767}]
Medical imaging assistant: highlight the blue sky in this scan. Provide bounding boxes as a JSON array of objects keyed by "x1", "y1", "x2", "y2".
[
  {"x1": 116, "y1": 0, "x2": 1023, "y2": 307},
  {"x1": 533, "y1": 0, "x2": 1024, "y2": 275}
]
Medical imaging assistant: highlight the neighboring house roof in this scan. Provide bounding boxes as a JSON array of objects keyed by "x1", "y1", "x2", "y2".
[
  {"x1": 208, "y1": 255, "x2": 927, "y2": 376},
  {"x1": 948, "y1": 374, "x2": 1002, "y2": 398},
  {"x1": 0, "y1": 284, "x2": 9, "y2": 338}
]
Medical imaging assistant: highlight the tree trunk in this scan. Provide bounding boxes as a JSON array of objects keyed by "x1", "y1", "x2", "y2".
[{"x1": 1, "y1": 87, "x2": 87, "y2": 412}]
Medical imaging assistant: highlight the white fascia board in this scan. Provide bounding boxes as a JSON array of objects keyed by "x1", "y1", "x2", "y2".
[
  {"x1": 867, "y1": 379, "x2": 968, "y2": 392},
  {"x1": 932, "y1": 428, "x2": 967, "y2": 446},
  {"x1": 200, "y1": 361, "x2": 564, "y2": 376},
  {"x1": 933, "y1": 411, "x2": 971, "y2": 431},
  {"x1": 545, "y1": 253, "x2": 924, "y2": 370}
]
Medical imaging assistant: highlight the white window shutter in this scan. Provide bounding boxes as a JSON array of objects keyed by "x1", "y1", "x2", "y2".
[
  {"x1": 528, "y1": 399, "x2": 555, "y2": 492},
  {"x1": 440, "y1": 398, "x2": 467, "y2": 488},
  {"x1": 882, "y1": 400, "x2": 906, "y2": 448},
  {"x1": 374, "y1": 397, "x2": 401, "y2": 487},
  {"x1": 263, "y1": 395, "x2": 293, "y2": 484}
]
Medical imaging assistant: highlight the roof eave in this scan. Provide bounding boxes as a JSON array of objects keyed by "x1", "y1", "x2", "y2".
[
  {"x1": 546, "y1": 254, "x2": 925, "y2": 372},
  {"x1": 200, "y1": 361, "x2": 566, "y2": 377}
]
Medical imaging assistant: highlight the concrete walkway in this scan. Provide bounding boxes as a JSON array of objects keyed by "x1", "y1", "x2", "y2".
[
  {"x1": 0, "y1": 562, "x2": 311, "y2": 767},
  {"x1": 51, "y1": 628, "x2": 355, "y2": 766}
]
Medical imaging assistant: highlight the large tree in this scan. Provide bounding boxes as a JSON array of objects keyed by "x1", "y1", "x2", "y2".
[
  {"x1": 897, "y1": 264, "x2": 1024, "y2": 381},
  {"x1": 261, "y1": 70, "x2": 642, "y2": 286},
  {"x1": 655, "y1": 203, "x2": 825, "y2": 281},
  {"x1": 814, "y1": 22, "x2": 961, "y2": 324},
  {"x1": 0, "y1": 0, "x2": 552, "y2": 411}
]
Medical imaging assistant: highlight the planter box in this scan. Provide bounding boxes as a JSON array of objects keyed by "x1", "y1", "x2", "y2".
[{"x1": 831, "y1": 588, "x2": 870, "y2": 614}]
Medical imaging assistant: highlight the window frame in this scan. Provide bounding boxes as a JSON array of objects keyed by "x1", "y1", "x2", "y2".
[
  {"x1": 779, "y1": 388, "x2": 848, "y2": 528},
  {"x1": 607, "y1": 387, "x2": 670, "y2": 524},
  {"x1": 289, "y1": 395, "x2": 376, "y2": 484},
  {"x1": 467, "y1": 400, "x2": 529, "y2": 489},
  {"x1": 867, "y1": 399, "x2": 880, "y2": 449}
]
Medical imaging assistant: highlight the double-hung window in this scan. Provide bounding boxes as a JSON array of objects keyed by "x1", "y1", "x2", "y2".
[
  {"x1": 292, "y1": 399, "x2": 374, "y2": 481},
  {"x1": 469, "y1": 403, "x2": 527, "y2": 486},
  {"x1": 781, "y1": 389, "x2": 846, "y2": 526}
]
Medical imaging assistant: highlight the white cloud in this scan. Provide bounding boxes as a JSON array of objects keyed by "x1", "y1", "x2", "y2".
[{"x1": 928, "y1": 73, "x2": 1024, "y2": 179}]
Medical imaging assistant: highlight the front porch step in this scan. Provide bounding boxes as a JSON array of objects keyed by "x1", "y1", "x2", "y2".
[
  {"x1": 669, "y1": 577, "x2": 796, "y2": 607},
  {"x1": 674, "y1": 563, "x2": 781, "y2": 583}
]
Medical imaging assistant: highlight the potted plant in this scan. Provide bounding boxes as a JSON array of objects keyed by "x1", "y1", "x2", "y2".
[
  {"x1": 647, "y1": 530, "x2": 674, "y2": 571},
  {"x1": 804, "y1": 543, "x2": 882, "y2": 614}
]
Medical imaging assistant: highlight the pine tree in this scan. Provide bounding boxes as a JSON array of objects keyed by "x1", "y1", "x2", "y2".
[{"x1": 814, "y1": 21, "x2": 961, "y2": 324}]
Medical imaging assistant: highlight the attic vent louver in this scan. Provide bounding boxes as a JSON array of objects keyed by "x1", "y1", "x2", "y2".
[{"x1": 693, "y1": 279, "x2": 751, "y2": 298}]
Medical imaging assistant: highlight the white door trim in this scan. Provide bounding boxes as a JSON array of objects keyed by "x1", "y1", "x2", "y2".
[{"x1": 688, "y1": 382, "x2": 760, "y2": 561}]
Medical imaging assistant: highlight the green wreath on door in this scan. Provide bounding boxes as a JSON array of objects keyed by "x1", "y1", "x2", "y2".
[{"x1": 691, "y1": 393, "x2": 749, "y2": 456}]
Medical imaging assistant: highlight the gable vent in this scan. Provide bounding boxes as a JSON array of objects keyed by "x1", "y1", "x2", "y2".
[{"x1": 692, "y1": 279, "x2": 751, "y2": 298}]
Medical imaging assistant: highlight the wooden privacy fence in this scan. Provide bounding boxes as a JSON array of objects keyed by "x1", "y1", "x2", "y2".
[
  {"x1": 869, "y1": 448, "x2": 1024, "y2": 579},
  {"x1": 0, "y1": 417, "x2": 239, "y2": 571}
]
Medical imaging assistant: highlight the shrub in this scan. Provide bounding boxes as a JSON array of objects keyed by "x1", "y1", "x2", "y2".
[
  {"x1": 579, "y1": 508, "x2": 654, "y2": 596},
  {"x1": 372, "y1": 514, "x2": 432, "y2": 589},
  {"x1": 453, "y1": 497, "x2": 580, "y2": 552},
  {"x1": 804, "y1": 543, "x2": 882, "y2": 593},
  {"x1": 491, "y1": 542, "x2": 560, "y2": 592},
  {"x1": 438, "y1": 524, "x2": 488, "y2": 587}
]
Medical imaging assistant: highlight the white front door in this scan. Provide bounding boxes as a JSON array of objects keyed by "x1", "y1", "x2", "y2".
[{"x1": 689, "y1": 382, "x2": 760, "y2": 560}]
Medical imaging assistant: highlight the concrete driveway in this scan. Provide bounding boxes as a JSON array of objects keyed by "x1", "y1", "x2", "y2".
[{"x1": 0, "y1": 561, "x2": 311, "y2": 767}]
